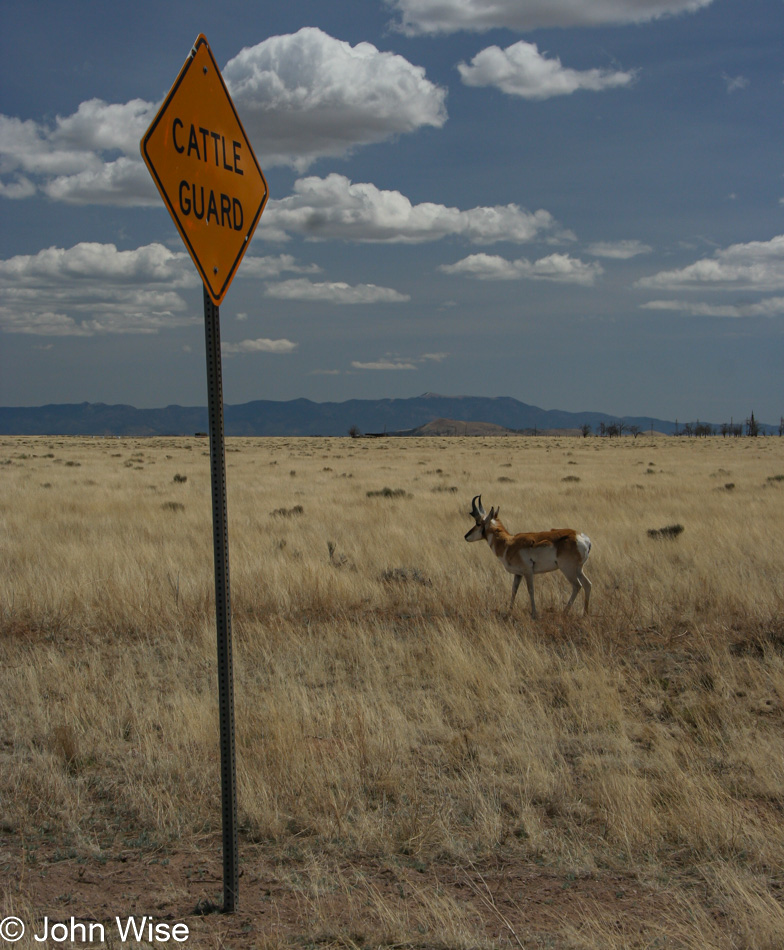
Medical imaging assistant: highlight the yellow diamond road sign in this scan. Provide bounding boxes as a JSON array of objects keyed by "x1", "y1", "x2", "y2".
[{"x1": 141, "y1": 34, "x2": 268, "y2": 305}]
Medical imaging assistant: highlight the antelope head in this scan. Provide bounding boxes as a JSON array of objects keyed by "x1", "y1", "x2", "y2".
[{"x1": 464, "y1": 494, "x2": 499, "y2": 542}]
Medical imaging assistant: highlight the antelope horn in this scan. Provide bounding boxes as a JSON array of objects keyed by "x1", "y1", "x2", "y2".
[{"x1": 470, "y1": 495, "x2": 486, "y2": 519}]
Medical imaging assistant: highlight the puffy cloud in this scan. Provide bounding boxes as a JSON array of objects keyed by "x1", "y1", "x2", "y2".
[
  {"x1": 0, "y1": 309, "x2": 92, "y2": 337},
  {"x1": 265, "y1": 277, "x2": 410, "y2": 304},
  {"x1": 351, "y1": 352, "x2": 447, "y2": 370},
  {"x1": 0, "y1": 176, "x2": 36, "y2": 200},
  {"x1": 43, "y1": 157, "x2": 159, "y2": 206},
  {"x1": 223, "y1": 27, "x2": 447, "y2": 169},
  {"x1": 441, "y1": 253, "x2": 521, "y2": 280},
  {"x1": 388, "y1": 0, "x2": 715, "y2": 34},
  {"x1": 222, "y1": 337, "x2": 298, "y2": 354},
  {"x1": 0, "y1": 242, "x2": 192, "y2": 284},
  {"x1": 441, "y1": 252, "x2": 603, "y2": 284},
  {"x1": 0, "y1": 103, "x2": 158, "y2": 206},
  {"x1": 352, "y1": 359, "x2": 418, "y2": 370},
  {"x1": 236, "y1": 254, "x2": 321, "y2": 279},
  {"x1": 722, "y1": 73, "x2": 750, "y2": 93},
  {"x1": 640, "y1": 298, "x2": 784, "y2": 318},
  {"x1": 50, "y1": 98, "x2": 156, "y2": 155},
  {"x1": 0, "y1": 114, "x2": 103, "y2": 178},
  {"x1": 458, "y1": 41, "x2": 636, "y2": 99},
  {"x1": 264, "y1": 174, "x2": 558, "y2": 244},
  {"x1": 0, "y1": 29, "x2": 446, "y2": 203},
  {"x1": 0, "y1": 288, "x2": 194, "y2": 336},
  {"x1": 0, "y1": 242, "x2": 200, "y2": 336},
  {"x1": 637, "y1": 235, "x2": 784, "y2": 291},
  {"x1": 587, "y1": 240, "x2": 653, "y2": 259}
]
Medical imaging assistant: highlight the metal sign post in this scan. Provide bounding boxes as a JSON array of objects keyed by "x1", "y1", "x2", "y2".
[
  {"x1": 203, "y1": 285, "x2": 238, "y2": 912},
  {"x1": 140, "y1": 34, "x2": 269, "y2": 912}
]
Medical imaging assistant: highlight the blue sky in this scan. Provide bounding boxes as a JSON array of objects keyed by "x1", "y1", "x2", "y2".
[{"x1": 1, "y1": 0, "x2": 782, "y2": 424}]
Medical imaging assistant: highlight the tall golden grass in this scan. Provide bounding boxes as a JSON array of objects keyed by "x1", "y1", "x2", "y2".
[{"x1": 2, "y1": 433, "x2": 783, "y2": 947}]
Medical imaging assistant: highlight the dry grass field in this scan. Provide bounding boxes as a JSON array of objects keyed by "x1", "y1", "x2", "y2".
[{"x1": 2, "y1": 433, "x2": 784, "y2": 948}]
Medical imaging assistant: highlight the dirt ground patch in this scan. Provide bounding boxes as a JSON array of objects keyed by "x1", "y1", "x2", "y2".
[{"x1": 3, "y1": 835, "x2": 672, "y2": 948}]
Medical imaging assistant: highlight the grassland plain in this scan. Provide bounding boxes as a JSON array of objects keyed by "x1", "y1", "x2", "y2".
[{"x1": 1, "y1": 433, "x2": 783, "y2": 949}]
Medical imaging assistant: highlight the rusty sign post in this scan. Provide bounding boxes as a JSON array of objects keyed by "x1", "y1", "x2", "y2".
[{"x1": 141, "y1": 34, "x2": 269, "y2": 912}]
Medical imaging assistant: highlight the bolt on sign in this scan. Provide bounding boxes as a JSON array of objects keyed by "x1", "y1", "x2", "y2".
[{"x1": 141, "y1": 34, "x2": 268, "y2": 304}]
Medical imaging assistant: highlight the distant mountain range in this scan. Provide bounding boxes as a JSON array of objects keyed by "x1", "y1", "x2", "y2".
[{"x1": 0, "y1": 394, "x2": 776, "y2": 437}]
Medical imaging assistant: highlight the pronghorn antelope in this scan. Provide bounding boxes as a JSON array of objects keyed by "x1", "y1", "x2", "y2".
[{"x1": 465, "y1": 495, "x2": 592, "y2": 619}]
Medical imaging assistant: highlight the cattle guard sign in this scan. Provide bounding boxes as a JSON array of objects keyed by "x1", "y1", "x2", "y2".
[
  {"x1": 141, "y1": 33, "x2": 268, "y2": 304},
  {"x1": 141, "y1": 35, "x2": 268, "y2": 913}
]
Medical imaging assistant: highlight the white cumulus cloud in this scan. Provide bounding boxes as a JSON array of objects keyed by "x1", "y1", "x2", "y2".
[
  {"x1": 50, "y1": 98, "x2": 157, "y2": 156},
  {"x1": 264, "y1": 174, "x2": 559, "y2": 244},
  {"x1": 0, "y1": 29, "x2": 446, "y2": 203},
  {"x1": 0, "y1": 114, "x2": 104, "y2": 178},
  {"x1": 640, "y1": 298, "x2": 784, "y2": 317},
  {"x1": 351, "y1": 352, "x2": 447, "y2": 370},
  {"x1": 0, "y1": 242, "x2": 192, "y2": 284},
  {"x1": 223, "y1": 27, "x2": 447, "y2": 170},
  {"x1": 0, "y1": 242, "x2": 200, "y2": 336},
  {"x1": 388, "y1": 0, "x2": 716, "y2": 34},
  {"x1": 0, "y1": 102, "x2": 159, "y2": 206},
  {"x1": 0, "y1": 176, "x2": 36, "y2": 200},
  {"x1": 587, "y1": 240, "x2": 653, "y2": 259},
  {"x1": 441, "y1": 252, "x2": 603, "y2": 284},
  {"x1": 722, "y1": 73, "x2": 750, "y2": 93},
  {"x1": 458, "y1": 41, "x2": 636, "y2": 99},
  {"x1": 637, "y1": 235, "x2": 784, "y2": 291},
  {"x1": 43, "y1": 157, "x2": 159, "y2": 206},
  {"x1": 265, "y1": 277, "x2": 410, "y2": 304},
  {"x1": 352, "y1": 359, "x2": 418, "y2": 370},
  {"x1": 236, "y1": 254, "x2": 321, "y2": 279},
  {"x1": 222, "y1": 337, "x2": 298, "y2": 354}
]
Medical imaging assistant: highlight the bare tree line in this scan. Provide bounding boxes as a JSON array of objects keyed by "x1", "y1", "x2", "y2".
[{"x1": 583, "y1": 412, "x2": 783, "y2": 438}]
